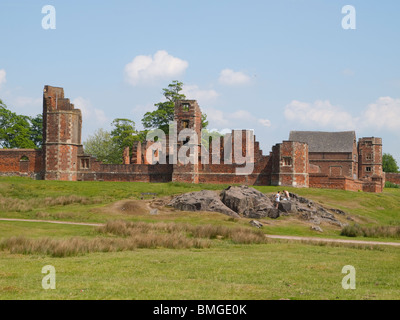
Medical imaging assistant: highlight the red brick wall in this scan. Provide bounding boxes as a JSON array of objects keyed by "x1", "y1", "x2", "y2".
[
  {"x1": 309, "y1": 173, "x2": 382, "y2": 192},
  {"x1": 309, "y1": 152, "x2": 355, "y2": 178},
  {"x1": 0, "y1": 149, "x2": 43, "y2": 178},
  {"x1": 385, "y1": 173, "x2": 400, "y2": 185},
  {"x1": 78, "y1": 163, "x2": 173, "y2": 182},
  {"x1": 270, "y1": 141, "x2": 308, "y2": 187}
]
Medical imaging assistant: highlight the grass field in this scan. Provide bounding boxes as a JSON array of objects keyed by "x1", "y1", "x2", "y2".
[{"x1": 0, "y1": 177, "x2": 399, "y2": 300}]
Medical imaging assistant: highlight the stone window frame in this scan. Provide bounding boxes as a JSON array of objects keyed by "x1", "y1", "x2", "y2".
[
  {"x1": 366, "y1": 167, "x2": 372, "y2": 172},
  {"x1": 80, "y1": 158, "x2": 90, "y2": 169}
]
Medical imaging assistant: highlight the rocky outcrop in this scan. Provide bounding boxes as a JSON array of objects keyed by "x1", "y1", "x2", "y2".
[
  {"x1": 168, "y1": 186, "x2": 350, "y2": 228},
  {"x1": 169, "y1": 186, "x2": 279, "y2": 219},
  {"x1": 220, "y1": 186, "x2": 280, "y2": 219},
  {"x1": 168, "y1": 190, "x2": 240, "y2": 218},
  {"x1": 280, "y1": 192, "x2": 348, "y2": 228}
]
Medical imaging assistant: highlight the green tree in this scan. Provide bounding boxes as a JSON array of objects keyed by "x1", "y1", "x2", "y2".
[
  {"x1": 382, "y1": 153, "x2": 399, "y2": 173},
  {"x1": 142, "y1": 80, "x2": 208, "y2": 134},
  {"x1": 0, "y1": 100, "x2": 36, "y2": 149},
  {"x1": 29, "y1": 114, "x2": 43, "y2": 149},
  {"x1": 110, "y1": 118, "x2": 141, "y2": 162},
  {"x1": 83, "y1": 128, "x2": 121, "y2": 164}
]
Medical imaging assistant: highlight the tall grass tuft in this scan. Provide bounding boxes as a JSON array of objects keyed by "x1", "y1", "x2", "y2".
[
  {"x1": 341, "y1": 224, "x2": 400, "y2": 239},
  {"x1": 97, "y1": 220, "x2": 269, "y2": 244},
  {"x1": 0, "y1": 235, "x2": 211, "y2": 257},
  {"x1": 0, "y1": 195, "x2": 102, "y2": 212},
  {"x1": 0, "y1": 221, "x2": 268, "y2": 257}
]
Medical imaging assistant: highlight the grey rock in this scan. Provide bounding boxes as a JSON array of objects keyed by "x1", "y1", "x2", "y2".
[
  {"x1": 278, "y1": 201, "x2": 292, "y2": 213},
  {"x1": 329, "y1": 208, "x2": 347, "y2": 216},
  {"x1": 221, "y1": 185, "x2": 275, "y2": 218},
  {"x1": 250, "y1": 220, "x2": 263, "y2": 228},
  {"x1": 311, "y1": 225, "x2": 323, "y2": 232},
  {"x1": 168, "y1": 190, "x2": 240, "y2": 218},
  {"x1": 267, "y1": 208, "x2": 280, "y2": 219}
]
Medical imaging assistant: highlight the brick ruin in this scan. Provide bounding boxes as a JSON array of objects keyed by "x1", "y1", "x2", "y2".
[{"x1": 0, "y1": 85, "x2": 395, "y2": 193}]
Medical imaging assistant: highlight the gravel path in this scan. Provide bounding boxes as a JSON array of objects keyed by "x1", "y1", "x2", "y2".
[
  {"x1": 265, "y1": 234, "x2": 400, "y2": 247},
  {"x1": 0, "y1": 218, "x2": 102, "y2": 227}
]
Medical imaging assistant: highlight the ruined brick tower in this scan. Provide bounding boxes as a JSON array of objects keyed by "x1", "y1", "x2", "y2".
[
  {"x1": 172, "y1": 100, "x2": 202, "y2": 183},
  {"x1": 42, "y1": 86, "x2": 82, "y2": 181},
  {"x1": 358, "y1": 137, "x2": 383, "y2": 179},
  {"x1": 270, "y1": 141, "x2": 309, "y2": 187}
]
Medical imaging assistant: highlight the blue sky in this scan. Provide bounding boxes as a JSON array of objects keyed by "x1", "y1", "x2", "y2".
[{"x1": 0, "y1": 0, "x2": 399, "y2": 163}]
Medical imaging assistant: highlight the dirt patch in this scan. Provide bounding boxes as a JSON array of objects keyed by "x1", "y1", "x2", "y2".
[{"x1": 97, "y1": 197, "x2": 176, "y2": 216}]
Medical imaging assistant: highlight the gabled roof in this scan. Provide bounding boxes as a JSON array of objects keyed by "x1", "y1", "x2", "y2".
[{"x1": 289, "y1": 131, "x2": 356, "y2": 153}]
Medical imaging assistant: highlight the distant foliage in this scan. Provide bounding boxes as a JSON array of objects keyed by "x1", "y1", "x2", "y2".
[
  {"x1": 0, "y1": 99, "x2": 42, "y2": 149},
  {"x1": 83, "y1": 128, "x2": 121, "y2": 164},
  {"x1": 110, "y1": 118, "x2": 141, "y2": 160},
  {"x1": 385, "y1": 181, "x2": 399, "y2": 189},
  {"x1": 382, "y1": 153, "x2": 399, "y2": 173}
]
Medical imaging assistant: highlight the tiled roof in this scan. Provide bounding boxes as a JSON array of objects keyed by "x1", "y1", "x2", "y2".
[{"x1": 289, "y1": 131, "x2": 356, "y2": 153}]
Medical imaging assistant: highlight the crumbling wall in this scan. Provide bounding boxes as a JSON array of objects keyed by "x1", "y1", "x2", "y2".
[{"x1": 0, "y1": 149, "x2": 43, "y2": 179}]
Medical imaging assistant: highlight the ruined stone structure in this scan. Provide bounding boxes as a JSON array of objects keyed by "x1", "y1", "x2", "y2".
[
  {"x1": 0, "y1": 85, "x2": 386, "y2": 192},
  {"x1": 42, "y1": 85, "x2": 83, "y2": 181}
]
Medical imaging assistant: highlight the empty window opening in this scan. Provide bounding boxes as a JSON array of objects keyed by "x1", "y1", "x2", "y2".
[
  {"x1": 282, "y1": 157, "x2": 292, "y2": 166},
  {"x1": 182, "y1": 120, "x2": 190, "y2": 129},
  {"x1": 182, "y1": 104, "x2": 190, "y2": 112},
  {"x1": 81, "y1": 159, "x2": 90, "y2": 169}
]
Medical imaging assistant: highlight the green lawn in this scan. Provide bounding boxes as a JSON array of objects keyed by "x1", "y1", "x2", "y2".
[
  {"x1": 0, "y1": 242, "x2": 398, "y2": 300},
  {"x1": 0, "y1": 177, "x2": 399, "y2": 300},
  {"x1": 1, "y1": 177, "x2": 399, "y2": 239}
]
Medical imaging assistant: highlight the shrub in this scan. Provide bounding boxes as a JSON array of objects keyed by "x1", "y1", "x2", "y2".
[
  {"x1": 341, "y1": 224, "x2": 400, "y2": 239},
  {"x1": 385, "y1": 181, "x2": 399, "y2": 189}
]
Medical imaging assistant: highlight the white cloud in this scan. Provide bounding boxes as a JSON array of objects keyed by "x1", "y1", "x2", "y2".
[
  {"x1": 284, "y1": 97, "x2": 400, "y2": 134},
  {"x1": 124, "y1": 50, "x2": 188, "y2": 86},
  {"x1": 218, "y1": 69, "x2": 251, "y2": 86},
  {"x1": 360, "y1": 97, "x2": 400, "y2": 132},
  {"x1": 284, "y1": 100, "x2": 356, "y2": 130},
  {"x1": 72, "y1": 97, "x2": 108, "y2": 125},
  {"x1": 0, "y1": 69, "x2": 6, "y2": 88},
  {"x1": 182, "y1": 84, "x2": 219, "y2": 103},
  {"x1": 258, "y1": 118, "x2": 272, "y2": 127},
  {"x1": 204, "y1": 107, "x2": 230, "y2": 127}
]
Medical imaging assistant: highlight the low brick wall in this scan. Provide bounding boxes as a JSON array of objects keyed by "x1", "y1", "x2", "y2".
[
  {"x1": 309, "y1": 173, "x2": 382, "y2": 193},
  {"x1": 0, "y1": 149, "x2": 43, "y2": 177},
  {"x1": 78, "y1": 164, "x2": 173, "y2": 182},
  {"x1": 385, "y1": 173, "x2": 400, "y2": 185}
]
